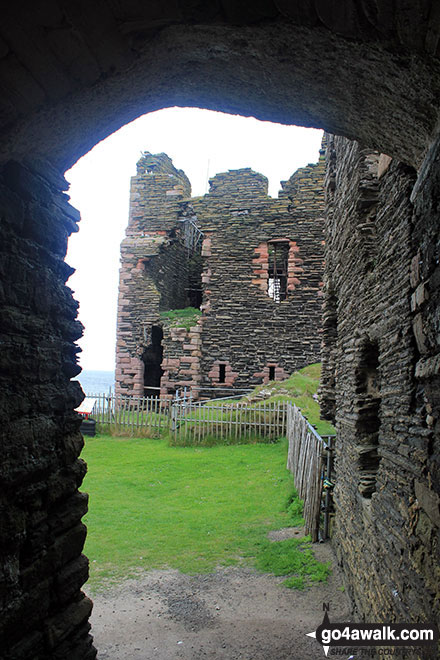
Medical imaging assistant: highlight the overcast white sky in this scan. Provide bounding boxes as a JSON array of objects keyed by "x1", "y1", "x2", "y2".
[{"x1": 65, "y1": 107, "x2": 323, "y2": 372}]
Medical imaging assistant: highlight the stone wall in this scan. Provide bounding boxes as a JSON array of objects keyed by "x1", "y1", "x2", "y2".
[
  {"x1": 191, "y1": 157, "x2": 326, "y2": 395},
  {"x1": 0, "y1": 160, "x2": 95, "y2": 658},
  {"x1": 160, "y1": 320, "x2": 203, "y2": 397},
  {"x1": 115, "y1": 154, "x2": 192, "y2": 396},
  {"x1": 115, "y1": 148, "x2": 326, "y2": 399},
  {"x1": 321, "y1": 134, "x2": 440, "y2": 635}
]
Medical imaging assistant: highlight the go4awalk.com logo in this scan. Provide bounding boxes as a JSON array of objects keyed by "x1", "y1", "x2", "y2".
[{"x1": 306, "y1": 605, "x2": 439, "y2": 657}]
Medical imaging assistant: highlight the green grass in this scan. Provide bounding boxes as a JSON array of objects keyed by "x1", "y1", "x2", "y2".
[
  {"x1": 255, "y1": 537, "x2": 331, "y2": 589},
  {"x1": 81, "y1": 434, "x2": 329, "y2": 592},
  {"x1": 169, "y1": 430, "x2": 280, "y2": 447},
  {"x1": 160, "y1": 306, "x2": 202, "y2": 331},
  {"x1": 245, "y1": 363, "x2": 336, "y2": 436}
]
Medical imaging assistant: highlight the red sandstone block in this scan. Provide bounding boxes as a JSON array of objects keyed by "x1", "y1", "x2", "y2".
[
  {"x1": 184, "y1": 356, "x2": 199, "y2": 363},
  {"x1": 164, "y1": 358, "x2": 180, "y2": 368}
]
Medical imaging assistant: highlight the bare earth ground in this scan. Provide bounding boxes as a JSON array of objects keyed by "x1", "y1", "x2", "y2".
[{"x1": 90, "y1": 534, "x2": 351, "y2": 660}]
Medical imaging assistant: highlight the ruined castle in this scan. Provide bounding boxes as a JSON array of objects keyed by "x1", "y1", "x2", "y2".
[
  {"x1": 2, "y1": 4, "x2": 440, "y2": 658},
  {"x1": 115, "y1": 149, "x2": 326, "y2": 399}
]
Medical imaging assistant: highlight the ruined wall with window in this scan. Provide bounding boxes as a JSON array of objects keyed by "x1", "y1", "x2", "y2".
[
  {"x1": 115, "y1": 148, "x2": 326, "y2": 399},
  {"x1": 321, "y1": 134, "x2": 440, "y2": 628},
  {"x1": 190, "y1": 158, "x2": 325, "y2": 395}
]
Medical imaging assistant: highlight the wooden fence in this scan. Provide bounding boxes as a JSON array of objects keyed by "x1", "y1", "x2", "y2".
[
  {"x1": 286, "y1": 403, "x2": 334, "y2": 542},
  {"x1": 86, "y1": 393, "x2": 169, "y2": 435},
  {"x1": 171, "y1": 399, "x2": 287, "y2": 444}
]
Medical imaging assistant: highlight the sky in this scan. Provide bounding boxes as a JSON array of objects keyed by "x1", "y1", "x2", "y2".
[{"x1": 65, "y1": 107, "x2": 323, "y2": 372}]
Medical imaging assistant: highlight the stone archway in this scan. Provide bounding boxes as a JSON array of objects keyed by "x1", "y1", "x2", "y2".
[{"x1": 1, "y1": 4, "x2": 440, "y2": 659}]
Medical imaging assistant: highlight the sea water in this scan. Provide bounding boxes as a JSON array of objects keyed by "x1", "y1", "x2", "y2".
[{"x1": 74, "y1": 370, "x2": 115, "y2": 395}]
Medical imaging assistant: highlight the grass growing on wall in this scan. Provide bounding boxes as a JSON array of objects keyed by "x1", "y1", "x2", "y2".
[
  {"x1": 82, "y1": 435, "x2": 329, "y2": 591},
  {"x1": 160, "y1": 306, "x2": 202, "y2": 330}
]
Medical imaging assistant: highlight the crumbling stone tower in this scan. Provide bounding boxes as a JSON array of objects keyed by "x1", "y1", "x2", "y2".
[
  {"x1": 115, "y1": 147, "x2": 326, "y2": 398},
  {"x1": 115, "y1": 153, "x2": 192, "y2": 395}
]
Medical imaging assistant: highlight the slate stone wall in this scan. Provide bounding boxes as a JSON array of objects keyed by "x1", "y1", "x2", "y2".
[
  {"x1": 321, "y1": 134, "x2": 440, "y2": 634},
  {"x1": 160, "y1": 321, "x2": 203, "y2": 397},
  {"x1": 115, "y1": 149, "x2": 326, "y2": 399},
  {"x1": 0, "y1": 161, "x2": 95, "y2": 658},
  {"x1": 191, "y1": 158, "x2": 326, "y2": 395},
  {"x1": 115, "y1": 154, "x2": 191, "y2": 396}
]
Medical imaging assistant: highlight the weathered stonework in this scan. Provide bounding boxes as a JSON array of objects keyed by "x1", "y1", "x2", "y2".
[
  {"x1": 160, "y1": 322, "x2": 203, "y2": 397},
  {"x1": 2, "y1": 5, "x2": 440, "y2": 658},
  {"x1": 0, "y1": 160, "x2": 94, "y2": 659},
  {"x1": 321, "y1": 134, "x2": 440, "y2": 636},
  {"x1": 115, "y1": 149, "x2": 326, "y2": 398},
  {"x1": 115, "y1": 153, "x2": 192, "y2": 396}
]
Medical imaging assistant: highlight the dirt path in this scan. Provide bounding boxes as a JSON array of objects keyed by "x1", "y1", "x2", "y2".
[
  {"x1": 89, "y1": 539, "x2": 351, "y2": 660},
  {"x1": 92, "y1": 544, "x2": 349, "y2": 660}
]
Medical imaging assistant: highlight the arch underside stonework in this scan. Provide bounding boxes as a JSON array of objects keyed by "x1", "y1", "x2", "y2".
[{"x1": 1, "y1": 3, "x2": 440, "y2": 658}]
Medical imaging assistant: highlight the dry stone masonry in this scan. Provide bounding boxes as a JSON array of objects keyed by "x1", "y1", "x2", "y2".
[
  {"x1": 0, "y1": 160, "x2": 94, "y2": 659},
  {"x1": 115, "y1": 148, "x2": 326, "y2": 399},
  {"x1": 321, "y1": 134, "x2": 440, "y2": 635},
  {"x1": 1, "y1": 4, "x2": 440, "y2": 658}
]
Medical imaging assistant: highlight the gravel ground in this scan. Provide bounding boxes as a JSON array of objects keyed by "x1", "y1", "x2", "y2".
[{"x1": 90, "y1": 536, "x2": 351, "y2": 660}]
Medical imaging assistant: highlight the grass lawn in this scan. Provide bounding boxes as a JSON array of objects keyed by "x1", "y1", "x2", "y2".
[{"x1": 82, "y1": 435, "x2": 329, "y2": 591}]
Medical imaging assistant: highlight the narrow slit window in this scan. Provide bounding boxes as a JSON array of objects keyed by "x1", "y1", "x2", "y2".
[
  {"x1": 269, "y1": 365, "x2": 276, "y2": 380},
  {"x1": 268, "y1": 241, "x2": 289, "y2": 302},
  {"x1": 356, "y1": 341, "x2": 381, "y2": 498},
  {"x1": 218, "y1": 364, "x2": 226, "y2": 383}
]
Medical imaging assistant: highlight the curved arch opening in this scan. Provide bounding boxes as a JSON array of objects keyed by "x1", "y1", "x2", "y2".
[{"x1": 65, "y1": 107, "x2": 323, "y2": 374}]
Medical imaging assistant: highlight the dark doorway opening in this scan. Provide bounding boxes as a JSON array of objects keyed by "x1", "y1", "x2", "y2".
[
  {"x1": 269, "y1": 365, "x2": 276, "y2": 380},
  {"x1": 219, "y1": 364, "x2": 226, "y2": 383},
  {"x1": 142, "y1": 326, "x2": 164, "y2": 397}
]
